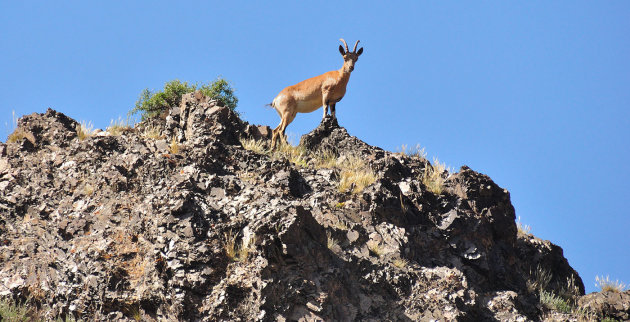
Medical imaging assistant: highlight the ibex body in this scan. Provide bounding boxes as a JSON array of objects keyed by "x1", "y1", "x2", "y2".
[{"x1": 270, "y1": 39, "x2": 363, "y2": 149}]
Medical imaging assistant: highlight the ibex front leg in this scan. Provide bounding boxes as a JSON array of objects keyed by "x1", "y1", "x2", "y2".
[{"x1": 322, "y1": 96, "x2": 329, "y2": 121}]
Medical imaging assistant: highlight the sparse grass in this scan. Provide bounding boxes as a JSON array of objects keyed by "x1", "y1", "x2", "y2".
[
  {"x1": 527, "y1": 264, "x2": 552, "y2": 294},
  {"x1": 367, "y1": 240, "x2": 384, "y2": 257},
  {"x1": 273, "y1": 140, "x2": 308, "y2": 167},
  {"x1": 224, "y1": 230, "x2": 255, "y2": 262},
  {"x1": 333, "y1": 220, "x2": 348, "y2": 231},
  {"x1": 76, "y1": 121, "x2": 95, "y2": 141},
  {"x1": 141, "y1": 125, "x2": 163, "y2": 140},
  {"x1": 539, "y1": 290, "x2": 573, "y2": 314},
  {"x1": 107, "y1": 116, "x2": 133, "y2": 136},
  {"x1": 559, "y1": 274, "x2": 581, "y2": 300},
  {"x1": 422, "y1": 157, "x2": 447, "y2": 195},
  {"x1": 334, "y1": 202, "x2": 345, "y2": 209},
  {"x1": 240, "y1": 137, "x2": 268, "y2": 155},
  {"x1": 516, "y1": 216, "x2": 532, "y2": 236},
  {"x1": 311, "y1": 148, "x2": 338, "y2": 169},
  {"x1": 393, "y1": 258, "x2": 408, "y2": 269},
  {"x1": 336, "y1": 154, "x2": 377, "y2": 194},
  {"x1": 595, "y1": 275, "x2": 628, "y2": 292},
  {"x1": 169, "y1": 137, "x2": 179, "y2": 154},
  {"x1": 5, "y1": 110, "x2": 28, "y2": 144},
  {"x1": 240, "y1": 138, "x2": 376, "y2": 193},
  {"x1": 0, "y1": 297, "x2": 32, "y2": 321},
  {"x1": 7, "y1": 128, "x2": 33, "y2": 144},
  {"x1": 398, "y1": 144, "x2": 426, "y2": 159},
  {"x1": 326, "y1": 231, "x2": 339, "y2": 250}
]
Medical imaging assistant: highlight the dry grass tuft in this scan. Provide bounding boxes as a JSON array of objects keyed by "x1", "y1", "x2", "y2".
[
  {"x1": 595, "y1": 275, "x2": 628, "y2": 293},
  {"x1": 240, "y1": 137, "x2": 268, "y2": 155},
  {"x1": 527, "y1": 264, "x2": 552, "y2": 294},
  {"x1": 367, "y1": 240, "x2": 384, "y2": 257},
  {"x1": 224, "y1": 230, "x2": 256, "y2": 262},
  {"x1": 7, "y1": 128, "x2": 34, "y2": 144},
  {"x1": 326, "y1": 231, "x2": 339, "y2": 250},
  {"x1": 142, "y1": 125, "x2": 163, "y2": 140},
  {"x1": 169, "y1": 137, "x2": 179, "y2": 154},
  {"x1": 336, "y1": 154, "x2": 376, "y2": 194},
  {"x1": 516, "y1": 216, "x2": 532, "y2": 236},
  {"x1": 107, "y1": 116, "x2": 133, "y2": 136},
  {"x1": 393, "y1": 258, "x2": 408, "y2": 268},
  {"x1": 273, "y1": 140, "x2": 308, "y2": 167},
  {"x1": 399, "y1": 143, "x2": 427, "y2": 159},
  {"x1": 311, "y1": 148, "x2": 338, "y2": 169},
  {"x1": 422, "y1": 157, "x2": 447, "y2": 195},
  {"x1": 76, "y1": 121, "x2": 95, "y2": 141}
]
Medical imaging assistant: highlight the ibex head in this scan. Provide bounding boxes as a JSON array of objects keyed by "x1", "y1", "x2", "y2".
[{"x1": 339, "y1": 39, "x2": 363, "y2": 72}]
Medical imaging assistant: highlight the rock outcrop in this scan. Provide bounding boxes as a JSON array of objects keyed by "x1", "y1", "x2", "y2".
[{"x1": 0, "y1": 92, "x2": 624, "y2": 321}]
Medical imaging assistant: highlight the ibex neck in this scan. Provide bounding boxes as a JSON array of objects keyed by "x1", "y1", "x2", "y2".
[{"x1": 339, "y1": 67, "x2": 353, "y2": 77}]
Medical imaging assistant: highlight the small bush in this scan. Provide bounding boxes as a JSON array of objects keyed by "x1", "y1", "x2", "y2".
[
  {"x1": 595, "y1": 275, "x2": 628, "y2": 292},
  {"x1": 130, "y1": 78, "x2": 238, "y2": 121},
  {"x1": 539, "y1": 290, "x2": 573, "y2": 314}
]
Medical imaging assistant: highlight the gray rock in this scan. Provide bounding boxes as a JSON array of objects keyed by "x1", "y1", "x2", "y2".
[{"x1": 0, "y1": 100, "x2": 610, "y2": 321}]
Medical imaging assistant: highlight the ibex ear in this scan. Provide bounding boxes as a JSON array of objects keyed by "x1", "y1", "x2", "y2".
[
  {"x1": 356, "y1": 47, "x2": 363, "y2": 56},
  {"x1": 339, "y1": 45, "x2": 346, "y2": 55}
]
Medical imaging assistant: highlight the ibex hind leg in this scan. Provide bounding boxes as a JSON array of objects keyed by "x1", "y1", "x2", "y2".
[
  {"x1": 279, "y1": 111, "x2": 297, "y2": 145},
  {"x1": 271, "y1": 120, "x2": 283, "y2": 149}
]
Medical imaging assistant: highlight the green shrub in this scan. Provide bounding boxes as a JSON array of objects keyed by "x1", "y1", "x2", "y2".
[
  {"x1": 539, "y1": 290, "x2": 573, "y2": 314},
  {"x1": 130, "y1": 78, "x2": 238, "y2": 120}
]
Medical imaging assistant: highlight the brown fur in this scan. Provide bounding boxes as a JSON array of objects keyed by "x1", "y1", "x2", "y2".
[{"x1": 270, "y1": 39, "x2": 363, "y2": 149}]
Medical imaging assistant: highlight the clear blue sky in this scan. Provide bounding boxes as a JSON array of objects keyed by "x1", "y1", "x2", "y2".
[{"x1": 1, "y1": 1, "x2": 628, "y2": 293}]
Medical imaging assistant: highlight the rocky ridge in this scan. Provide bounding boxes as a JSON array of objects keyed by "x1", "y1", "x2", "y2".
[{"x1": 0, "y1": 92, "x2": 627, "y2": 321}]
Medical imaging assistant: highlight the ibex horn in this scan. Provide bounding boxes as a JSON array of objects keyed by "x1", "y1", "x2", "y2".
[
  {"x1": 353, "y1": 40, "x2": 360, "y2": 53},
  {"x1": 340, "y1": 38, "x2": 349, "y2": 53}
]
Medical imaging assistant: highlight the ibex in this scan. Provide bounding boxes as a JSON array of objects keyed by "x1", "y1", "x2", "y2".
[{"x1": 270, "y1": 38, "x2": 363, "y2": 149}]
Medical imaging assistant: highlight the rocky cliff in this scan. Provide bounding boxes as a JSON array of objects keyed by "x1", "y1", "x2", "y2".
[{"x1": 0, "y1": 93, "x2": 627, "y2": 321}]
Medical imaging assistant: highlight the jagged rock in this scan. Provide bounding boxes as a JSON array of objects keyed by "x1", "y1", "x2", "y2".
[
  {"x1": 0, "y1": 100, "x2": 617, "y2": 321},
  {"x1": 578, "y1": 290, "x2": 630, "y2": 321},
  {"x1": 8, "y1": 108, "x2": 78, "y2": 151}
]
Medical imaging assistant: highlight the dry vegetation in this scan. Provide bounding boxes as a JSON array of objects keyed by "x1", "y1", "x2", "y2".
[
  {"x1": 422, "y1": 157, "x2": 447, "y2": 195},
  {"x1": 516, "y1": 216, "x2": 532, "y2": 236},
  {"x1": 595, "y1": 275, "x2": 628, "y2": 293},
  {"x1": 169, "y1": 137, "x2": 179, "y2": 154},
  {"x1": 107, "y1": 116, "x2": 133, "y2": 136},
  {"x1": 224, "y1": 230, "x2": 256, "y2": 262},
  {"x1": 76, "y1": 121, "x2": 96, "y2": 141},
  {"x1": 367, "y1": 240, "x2": 384, "y2": 257},
  {"x1": 240, "y1": 138, "x2": 377, "y2": 194}
]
